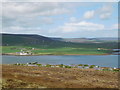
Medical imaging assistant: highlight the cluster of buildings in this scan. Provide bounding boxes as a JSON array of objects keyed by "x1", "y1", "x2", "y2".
[
  {"x1": 97, "y1": 48, "x2": 120, "y2": 55},
  {"x1": 112, "y1": 49, "x2": 120, "y2": 55},
  {"x1": 14, "y1": 62, "x2": 119, "y2": 72},
  {"x1": 16, "y1": 48, "x2": 33, "y2": 55}
]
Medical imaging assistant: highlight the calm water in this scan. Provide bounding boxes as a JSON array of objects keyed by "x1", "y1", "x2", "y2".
[{"x1": 2, "y1": 55, "x2": 119, "y2": 68}]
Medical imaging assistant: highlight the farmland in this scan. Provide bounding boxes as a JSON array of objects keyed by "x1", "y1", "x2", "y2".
[{"x1": 1, "y1": 46, "x2": 112, "y2": 55}]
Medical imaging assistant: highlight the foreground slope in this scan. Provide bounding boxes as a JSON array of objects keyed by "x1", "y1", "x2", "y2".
[{"x1": 2, "y1": 65, "x2": 119, "y2": 88}]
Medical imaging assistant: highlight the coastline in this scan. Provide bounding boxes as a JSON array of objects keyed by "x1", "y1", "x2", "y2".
[
  {"x1": 2, "y1": 63, "x2": 120, "y2": 70},
  {"x1": 1, "y1": 53, "x2": 113, "y2": 56}
]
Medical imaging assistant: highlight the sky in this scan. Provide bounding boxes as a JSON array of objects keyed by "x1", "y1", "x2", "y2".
[{"x1": 1, "y1": 1, "x2": 119, "y2": 38}]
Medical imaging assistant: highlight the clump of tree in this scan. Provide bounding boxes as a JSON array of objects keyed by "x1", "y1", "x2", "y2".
[
  {"x1": 89, "y1": 65, "x2": 95, "y2": 68},
  {"x1": 46, "y1": 64, "x2": 51, "y2": 67}
]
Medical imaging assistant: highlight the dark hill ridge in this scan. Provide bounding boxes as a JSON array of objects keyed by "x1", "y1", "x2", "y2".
[
  {"x1": 1, "y1": 33, "x2": 55, "y2": 46},
  {"x1": 1, "y1": 33, "x2": 76, "y2": 48},
  {"x1": 1, "y1": 33, "x2": 119, "y2": 49}
]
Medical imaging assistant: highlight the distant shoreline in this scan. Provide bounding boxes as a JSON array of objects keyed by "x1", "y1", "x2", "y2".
[{"x1": 1, "y1": 53, "x2": 116, "y2": 56}]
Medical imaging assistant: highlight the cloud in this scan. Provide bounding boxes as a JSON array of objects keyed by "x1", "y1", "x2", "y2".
[
  {"x1": 84, "y1": 10, "x2": 95, "y2": 19},
  {"x1": 69, "y1": 17, "x2": 77, "y2": 22},
  {"x1": 2, "y1": 2, "x2": 75, "y2": 29},
  {"x1": 99, "y1": 13, "x2": 111, "y2": 19},
  {"x1": 83, "y1": 4, "x2": 114, "y2": 20},
  {"x1": 110, "y1": 24, "x2": 119, "y2": 30},
  {"x1": 58, "y1": 21, "x2": 105, "y2": 33},
  {"x1": 2, "y1": 2, "x2": 81, "y2": 35},
  {"x1": 41, "y1": 17, "x2": 54, "y2": 24},
  {"x1": 3, "y1": 16, "x2": 54, "y2": 28},
  {"x1": 98, "y1": 5, "x2": 113, "y2": 19},
  {"x1": 3, "y1": 0, "x2": 119, "y2": 2},
  {"x1": 49, "y1": 22, "x2": 118, "y2": 38},
  {"x1": 2, "y1": 2, "x2": 118, "y2": 38},
  {"x1": 2, "y1": 26, "x2": 43, "y2": 34},
  {"x1": 100, "y1": 5, "x2": 113, "y2": 12},
  {"x1": 3, "y1": 2, "x2": 72, "y2": 19}
]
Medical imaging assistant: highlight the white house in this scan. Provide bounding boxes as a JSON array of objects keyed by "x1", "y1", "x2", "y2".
[
  {"x1": 27, "y1": 64, "x2": 37, "y2": 66},
  {"x1": 17, "y1": 50, "x2": 32, "y2": 55},
  {"x1": 20, "y1": 52, "x2": 28, "y2": 55},
  {"x1": 32, "y1": 48, "x2": 35, "y2": 50}
]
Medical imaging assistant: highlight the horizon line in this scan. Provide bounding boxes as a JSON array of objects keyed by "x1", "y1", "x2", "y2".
[{"x1": 1, "y1": 33, "x2": 119, "y2": 38}]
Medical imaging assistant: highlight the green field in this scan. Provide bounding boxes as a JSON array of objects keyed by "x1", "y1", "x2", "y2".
[{"x1": 1, "y1": 45, "x2": 112, "y2": 55}]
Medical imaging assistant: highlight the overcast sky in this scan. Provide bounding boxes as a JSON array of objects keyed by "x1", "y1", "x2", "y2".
[{"x1": 2, "y1": 1, "x2": 119, "y2": 38}]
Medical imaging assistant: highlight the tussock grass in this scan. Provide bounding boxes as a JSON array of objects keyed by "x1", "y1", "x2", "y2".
[{"x1": 2, "y1": 65, "x2": 119, "y2": 88}]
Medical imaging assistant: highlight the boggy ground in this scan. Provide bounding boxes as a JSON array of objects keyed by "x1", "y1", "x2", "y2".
[{"x1": 2, "y1": 65, "x2": 119, "y2": 88}]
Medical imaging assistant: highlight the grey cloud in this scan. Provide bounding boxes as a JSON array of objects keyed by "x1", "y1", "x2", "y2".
[{"x1": 2, "y1": 2, "x2": 74, "y2": 29}]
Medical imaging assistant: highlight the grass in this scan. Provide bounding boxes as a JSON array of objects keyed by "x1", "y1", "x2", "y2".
[
  {"x1": 2, "y1": 65, "x2": 119, "y2": 88},
  {"x1": 1, "y1": 46, "x2": 112, "y2": 55}
]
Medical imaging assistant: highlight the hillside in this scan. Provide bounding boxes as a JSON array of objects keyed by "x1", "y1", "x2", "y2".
[
  {"x1": 2, "y1": 65, "x2": 119, "y2": 88},
  {"x1": 1, "y1": 33, "x2": 54, "y2": 46},
  {"x1": 1, "y1": 33, "x2": 119, "y2": 50},
  {"x1": 51, "y1": 37, "x2": 118, "y2": 43}
]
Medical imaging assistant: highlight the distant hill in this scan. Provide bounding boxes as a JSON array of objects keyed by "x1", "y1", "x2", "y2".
[
  {"x1": 51, "y1": 37, "x2": 118, "y2": 43},
  {"x1": 1, "y1": 33, "x2": 78, "y2": 48},
  {"x1": 1, "y1": 33, "x2": 119, "y2": 49},
  {"x1": 1, "y1": 33, "x2": 55, "y2": 46}
]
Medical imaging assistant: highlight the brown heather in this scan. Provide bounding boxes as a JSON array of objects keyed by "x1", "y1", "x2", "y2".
[{"x1": 1, "y1": 65, "x2": 119, "y2": 88}]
